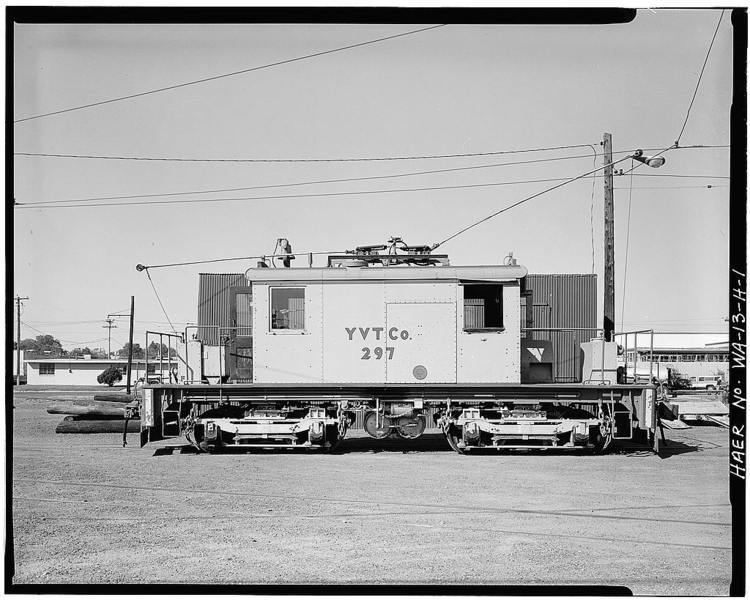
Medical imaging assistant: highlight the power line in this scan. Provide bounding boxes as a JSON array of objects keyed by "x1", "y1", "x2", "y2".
[
  {"x1": 24, "y1": 319, "x2": 105, "y2": 325},
  {"x1": 16, "y1": 175, "x2": 727, "y2": 211},
  {"x1": 20, "y1": 320, "x2": 109, "y2": 345},
  {"x1": 13, "y1": 168, "x2": 731, "y2": 208},
  {"x1": 13, "y1": 143, "x2": 727, "y2": 165},
  {"x1": 613, "y1": 185, "x2": 726, "y2": 190},
  {"x1": 17, "y1": 166, "x2": 730, "y2": 208},
  {"x1": 14, "y1": 143, "x2": 599, "y2": 164},
  {"x1": 13, "y1": 173, "x2": 628, "y2": 210},
  {"x1": 13, "y1": 24, "x2": 446, "y2": 124},
  {"x1": 620, "y1": 173, "x2": 728, "y2": 179},
  {"x1": 620, "y1": 159, "x2": 635, "y2": 332},
  {"x1": 432, "y1": 153, "x2": 636, "y2": 250},
  {"x1": 676, "y1": 10, "x2": 725, "y2": 144},
  {"x1": 13, "y1": 150, "x2": 606, "y2": 206},
  {"x1": 586, "y1": 144, "x2": 597, "y2": 275}
]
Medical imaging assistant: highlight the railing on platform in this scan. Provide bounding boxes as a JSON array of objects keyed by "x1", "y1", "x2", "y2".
[
  {"x1": 144, "y1": 330, "x2": 183, "y2": 384},
  {"x1": 614, "y1": 329, "x2": 658, "y2": 384}
]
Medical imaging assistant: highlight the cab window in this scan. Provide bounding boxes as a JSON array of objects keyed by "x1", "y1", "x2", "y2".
[
  {"x1": 270, "y1": 287, "x2": 305, "y2": 330},
  {"x1": 463, "y1": 284, "x2": 503, "y2": 330}
]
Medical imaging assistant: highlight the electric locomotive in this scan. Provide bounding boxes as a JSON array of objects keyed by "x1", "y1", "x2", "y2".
[{"x1": 137, "y1": 238, "x2": 659, "y2": 453}]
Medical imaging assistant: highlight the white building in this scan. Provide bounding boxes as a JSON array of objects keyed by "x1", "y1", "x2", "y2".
[
  {"x1": 24, "y1": 358, "x2": 158, "y2": 386},
  {"x1": 624, "y1": 346, "x2": 729, "y2": 381}
]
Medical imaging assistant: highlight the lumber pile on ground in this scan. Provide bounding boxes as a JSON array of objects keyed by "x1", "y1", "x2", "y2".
[
  {"x1": 51, "y1": 392, "x2": 139, "y2": 434},
  {"x1": 56, "y1": 418, "x2": 141, "y2": 434}
]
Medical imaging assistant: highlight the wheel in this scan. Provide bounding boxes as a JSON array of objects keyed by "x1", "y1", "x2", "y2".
[
  {"x1": 323, "y1": 424, "x2": 344, "y2": 452},
  {"x1": 592, "y1": 427, "x2": 613, "y2": 454},
  {"x1": 363, "y1": 411, "x2": 391, "y2": 439},
  {"x1": 199, "y1": 433, "x2": 222, "y2": 454},
  {"x1": 706, "y1": 385, "x2": 716, "y2": 391},
  {"x1": 395, "y1": 415, "x2": 426, "y2": 439},
  {"x1": 444, "y1": 425, "x2": 466, "y2": 454}
]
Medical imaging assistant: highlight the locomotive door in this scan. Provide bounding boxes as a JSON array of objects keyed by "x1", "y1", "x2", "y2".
[
  {"x1": 227, "y1": 286, "x2": 253, "y2": 382},
  {"x1": 385, "y1": 302, "x2": 456, "y2": 384}
]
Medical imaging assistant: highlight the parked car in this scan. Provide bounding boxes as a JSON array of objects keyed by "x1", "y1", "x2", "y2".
[{"x1": 689, "y1": 375, "x2": 723, "y2": 391}]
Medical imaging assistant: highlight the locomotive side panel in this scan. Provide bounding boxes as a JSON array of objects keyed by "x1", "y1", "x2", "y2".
[
  {"x1": 321, "y1": 282, "x2": 387, "y2": 383},
  {"x1": 385, "y1": 302, "x2": 457, "y2": 383},
  {"x1": 457, "y1": 282, "x2": 521, "y2": 383},
  {"x1": 253, "y1": 282, "x2": 324, "y2": 383}
]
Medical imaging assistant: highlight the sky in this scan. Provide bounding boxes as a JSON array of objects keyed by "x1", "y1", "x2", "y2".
[{"x1": 11, "y1": 9, "x2": 734, "y2": 354}]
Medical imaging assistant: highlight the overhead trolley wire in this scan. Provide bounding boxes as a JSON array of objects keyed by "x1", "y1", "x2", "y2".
[
  {"x1": 13, "y1": 24, "x2": 446, "y2": 124},
  {"x1": 430, "y1": 149, "x2": 671, "y2": 250},
  {"x1": 675, "y1": 10, "x2": 725, "y2": 145}
]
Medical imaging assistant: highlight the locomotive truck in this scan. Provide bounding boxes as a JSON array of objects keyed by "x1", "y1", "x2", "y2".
[{"x1": 137, "y1": 239, "x2": 660, "y2": 454}]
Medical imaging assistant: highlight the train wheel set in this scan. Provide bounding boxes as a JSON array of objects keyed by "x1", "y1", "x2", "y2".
[{"x1": 140, "y1": 385, "x2": 657, "y2": 454}]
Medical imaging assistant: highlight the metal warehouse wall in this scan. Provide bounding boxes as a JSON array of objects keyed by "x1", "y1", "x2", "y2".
[
  {"x1": 197, "y1": 273, "x2": 247, "y2": 345},
  {"x1": 524, "y1": 274, "x2": 598, "y2": 382}
]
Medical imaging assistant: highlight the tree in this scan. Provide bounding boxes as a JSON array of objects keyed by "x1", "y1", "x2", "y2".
[
  {"x1": 69, "y1": 347, "x2": 94, "y2": 358},
  {"x1": 19, "y1": 334, "x2": 65, "y2": 358},
  {"x1": 147, "y1": 341, "x2": 176, "y2": 359},
  {"x1": 97, "y1": 366, "x2": 123, "y2": 386},
  {"x1": 117, "y1": 342, "x2": 144, "y2": 359}
]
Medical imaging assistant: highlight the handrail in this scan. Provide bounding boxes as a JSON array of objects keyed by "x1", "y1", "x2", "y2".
[
  {"x1": 613, "y1": 329, "x2": 656, "y2": 385},
  {"x1": 145, "y1": 330, "x2": 183, "y2": 384}
]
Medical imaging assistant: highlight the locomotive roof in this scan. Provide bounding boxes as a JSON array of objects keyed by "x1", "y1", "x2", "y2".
[{"x1": 244, "y1": 264, "x2": 528, "y2": 283}]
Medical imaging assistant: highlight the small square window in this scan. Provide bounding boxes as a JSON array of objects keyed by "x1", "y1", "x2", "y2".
[
  {"x1": 39, "y1": 363, "x2": 55, "y2": 375},
  {"x1": 270, "y1": 288, "x2": 305, "y2": 330}
]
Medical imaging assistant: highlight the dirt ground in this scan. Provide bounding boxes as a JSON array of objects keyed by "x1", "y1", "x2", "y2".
[{"x1": 10, "y1": 387, "x2": 733, "y2": 593}]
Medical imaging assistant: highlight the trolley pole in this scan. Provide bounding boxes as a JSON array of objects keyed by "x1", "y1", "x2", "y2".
[
  {"x1": 15, "y1": 295, "x2": 28, "y2": 385},
  {"x1": 603, "y1": 132, "x2": 615, "y2": 342},
  {"x1": 126, "y1": 296, "x2": 135, "y2": 395}
]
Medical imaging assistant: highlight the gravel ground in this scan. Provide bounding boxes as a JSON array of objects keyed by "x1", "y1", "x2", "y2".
[{"x1": 10, "y1": 389, "x2": 732, "y2": 593}]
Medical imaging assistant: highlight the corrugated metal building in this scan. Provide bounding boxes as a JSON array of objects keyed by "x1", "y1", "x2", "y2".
[
  {"x1": 196, "y1": 273, "x2": 248, "y2": 345},
  {"x1": 523, "y1": 274, "x2": 598, "y2": 382}
]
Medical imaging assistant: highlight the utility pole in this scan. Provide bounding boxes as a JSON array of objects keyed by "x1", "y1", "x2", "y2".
[
  {"x1": 126, "y1": 296, "x2": 135, "y2": 395},
  {"x1": 102, "y1": 317, "x2": 117, "y2": 358},
  {"x1": 15, "y1": 296, "x2": 29, "y2": 385},
  {"x1": 603, "y1": 132, "x2": 615, "y2": 342}
]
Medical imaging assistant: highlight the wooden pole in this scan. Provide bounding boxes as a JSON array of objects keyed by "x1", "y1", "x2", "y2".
[
  {"x1": 15, "y1": 296, "x2": 28, "y2": 385},
  {"x1": 126, "y1": 296, "x2": 135, "y2": 394},
  {"x1": 603, "y1": 133, "x2": 615, "y2": 342}
]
